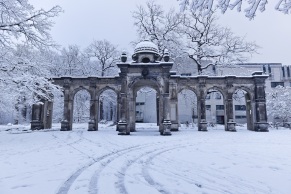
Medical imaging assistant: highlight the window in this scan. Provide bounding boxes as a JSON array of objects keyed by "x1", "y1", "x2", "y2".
[
  {"x1": 288, "y1": 66, "x2": 291, "y2": 77},
  {"x1": 215, "y1": 92, "x2": 221, "y2": 99},
  {"x1": 136, "y1": 102, "x2": 145, "y2": 106},
  {"x1": 216, "y1": 105, "x2": 224, "y2": 110},
  {"x1": 181, "y1": 73, "x2": 191, "y2": 76},
  {"x1": 282, "y1": 67, "x2": 285, "y2": 77},
  {"x1": 263, "y1": 65, "x2": 266, "y2": 73},
  {"x1": 235, "y1": 105, "x2": 246, "y2": 111},
  {"x1": 206, "y1": 105, "x2": 211, "y2": 110},
  {"x1": 268, "y1": 65, "x2": 271, "y2": 73},
  {"x1": 235, "y1": 115, "x2": 246, "y2": 119},
  {"x1": 271, "y1": 82, "x2": 284, "y2": 88}
]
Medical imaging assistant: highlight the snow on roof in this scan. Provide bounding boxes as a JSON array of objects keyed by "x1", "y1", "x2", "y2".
[{"x1": 134, "y1": 40, "x2": 159, "y2": 54}]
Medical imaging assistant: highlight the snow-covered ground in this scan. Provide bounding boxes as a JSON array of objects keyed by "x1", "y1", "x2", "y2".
[{"x1": 0, "y1": 123, "x2": 291, "y2": 194}]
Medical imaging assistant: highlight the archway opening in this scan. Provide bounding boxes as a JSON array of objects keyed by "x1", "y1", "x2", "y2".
[
  {"x1": 73, "y1": 89, "x2": 90, "y2": 129},
  {"x1": 52, "y1": 90, "x2": 64, "y2": 125},
  {"x1": 141, "y1": 57, "x2": 150, "y2": 63},
  {"x1": 205, "y1": 89, "x2": 225, "y2": 127},
  {"x1": 98, "y1": 89, "x2": 117, "y2": 125},
  {"x1": 233, "y1": 89, "x2": 252, "y2": 130},
  {"x1": 135, "y1": 87, "x2": 158, "y2": 131},
  {"x1": 178, "y1": 89, "x2": 197, "y2": 128}
]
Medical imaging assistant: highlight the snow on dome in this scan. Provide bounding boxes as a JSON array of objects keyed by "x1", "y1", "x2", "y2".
[{"x1": 134, "y1": 40, "x2": 159, "y2": 54}]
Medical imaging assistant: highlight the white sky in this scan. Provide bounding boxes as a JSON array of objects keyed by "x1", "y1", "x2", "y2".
[{"x1": 30, "y1": 0, "x2": 291, "y2": 65}]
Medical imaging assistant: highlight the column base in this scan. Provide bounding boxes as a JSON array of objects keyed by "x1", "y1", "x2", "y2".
[
  {"x1": 162, "y1": 120, "x2": 172, "y2": 136},
  {"x1": 88, "y1": 120, "x2": 97, "y2": 131},
  {"x1": 199, "y1": 120, "x2": 208, "y2": 132},
  {"x1": 61, "y1": 120, "x2": 70, "y2": 131},
  {"x1": 30, "y1": 121, "x2": 43, "y2": 130},
  {"x1": 227, "y1": 121, "x2": 236, "y2": 132},
  {"x1": 118, "y1": 131, "x2": 130, "y2": 135},
  {"x1": 170, "y1": 122, "x2": 179, "y2": 131},
  {"x1": 255, "y1": 122, "x2": 269, "y2": 132},
  {"x1": 117, "y1": 120, "x2": 129, "y2": 135}
]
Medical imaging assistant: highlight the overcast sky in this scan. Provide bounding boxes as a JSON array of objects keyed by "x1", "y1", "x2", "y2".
[{"x1": 30, "y1": 0, "x2": 291, "y2": 65}]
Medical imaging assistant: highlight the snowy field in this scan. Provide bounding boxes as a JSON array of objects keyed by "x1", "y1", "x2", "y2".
[{"x1": 0, "y1": 123, "x2": 291, "y2": 194}]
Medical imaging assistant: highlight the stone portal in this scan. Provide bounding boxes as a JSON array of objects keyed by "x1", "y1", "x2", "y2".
[{"x1": 31, "y1": 40, "x2": 269, "y2": 134}]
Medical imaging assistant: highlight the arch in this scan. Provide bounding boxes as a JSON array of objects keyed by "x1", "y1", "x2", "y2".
[
  {"x1": 129, "y1": 80, "x2": 162, "y2": 133},
  {"x1": 129, "y1": 77, "x2": 162, "y2": 94},
  {"x1": 232, "y1": 87, "x2": 254, "y2": 130},
  {"x1": 96, "y1": 86, "x2": 119, "y2": 99},
  {"x1": 177, "y1": 86, "x2": 199, "y2": 97},
  {"x1": 178, "y1": 88, "x2": 198, "y2": 127},
  {"x1": 97, "y1": 87, "x2": 118, "y2": 123},
  {"x1": 73, "y1": 89, "x2": 91, "y2": 124},
  {"x1": 135, "y1": 86, "x2": 158, "y2": 124},
  {"x1": 205, "y1": 86, "x2": 227, "y2": 100},
  {"x1": 205, "y1": 86, "x2": 226, "y2": 126},
  {"x1": 233, "y1": 86, "x2": 254, "y2": 101},
  {"x1": 52, "y1": 90, "x2": 64, "y2": 123},
  {"x1": 71, "y1": 86, "x2": 92, "y2": 101}
]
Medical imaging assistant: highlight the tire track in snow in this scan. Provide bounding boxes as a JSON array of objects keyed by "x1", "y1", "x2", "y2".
[
  {"x1": 114, "y1": 144, "x2": 190, "y2": 194},
  {"x1": 88, "y1": 143, "x2": 158, "y2": 194},
  {"x1": 143, "y1": 146, "x2": 272, "y2": 194},
  {"x1": 56, "y1": 144, "x2": 149, "y2": 194}
]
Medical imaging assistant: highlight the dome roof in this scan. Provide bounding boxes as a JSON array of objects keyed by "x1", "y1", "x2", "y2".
[{"x1": 134, "y1": 40, "x2": 159, "y2": 54}]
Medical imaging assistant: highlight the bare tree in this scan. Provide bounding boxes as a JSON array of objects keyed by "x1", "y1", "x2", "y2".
[
  {"x1": 0, "y1": 0, "x2": 62, "y2": 49},
  {"x1": 177, "y1": 0, "x2": 291, "y2": 20},
  {"x1": 183, "y1": 10, "x2": 258, "y2": 73},
  {"x1": 85, "y1": 40, "x2": 119, "y2": 121},
  {"x1": 266, "y1": 86, "x2": 291, "y2": 126},
  {"x1": 133, "y1": 1, "x2": 184, "y2": 57},
  {"x1": 0, "y1": 0, "x2": 62, "y2": 123},
  {"x1": 133, "y1": 1, "x2": 258, "y2": 74},
  {"x1": 86, "y1": 39, "x2": 119, "y2": 77},
  {"x1": 59, "y1": 45, "x2": 90, "y2": 76}
]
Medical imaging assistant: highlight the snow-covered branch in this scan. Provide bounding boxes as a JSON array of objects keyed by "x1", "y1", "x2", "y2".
[
  {"x1": 0, "y1": 0, "x2": 62, "y2": 49},
  {"x1": 266, "y1": 86, "x2": 291, "y2": 124},
  {"x1": 177, "y1": 0, "x2": 291, "y2": 19},
  {"x1": 85, "y1": 40, "x2": 119, "y2": 77}
]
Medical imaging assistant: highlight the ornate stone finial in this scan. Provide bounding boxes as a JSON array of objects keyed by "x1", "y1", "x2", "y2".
[
  {"x1": 120, "y1": 51, "x2": 127, "y2": 63},
  {"x1": 163, "y1": 49, "x2": 170, "y2": 62}
]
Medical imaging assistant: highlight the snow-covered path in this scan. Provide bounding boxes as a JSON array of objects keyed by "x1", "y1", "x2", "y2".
[{"x1": 1, "y1": 123, "x2": 291, "y2": 194}]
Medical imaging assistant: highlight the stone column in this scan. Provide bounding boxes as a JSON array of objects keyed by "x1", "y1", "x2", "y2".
[
  {"x1": 170, "y1": 99, "x2": 179, "y2": 131},
  {"x1": 156, "y1": 96, "x2": 159, "y2": 126},
  {"x1": 198, "y1": 77, "x2": 207, "y2": 131},
  {"x1": 158, "y1": 95, "x2": 164, "y2": 132},
  {"x1": 117, "y1": 93, "x2": 129, "y2": 135},
  {"x1": 48, "y1": 101, "x2": 53, "y2": 129},
  {"x1": 88, "y1": 99, "x2": 98, "y2": 131},
  {"x1": 128, "y1": 90, "x2": 136, "y2": 132},
  {"x1": 254, "y1": 78, "x2": 269, "y2": 132},
  {"x1": 245, "y1": 95, "x2": 253, "y2": 130},
  {"x1": 88, "y1": 87, "x2": 98, "y2": 131},
  {"x1": 169, "y1": 82, "x2": 179, "y2": 131},
  {"x1": 116, "y1": 63, "x2": 129, "y2": 135},
  {"x1": 162, "y1": 93, "x2": 172, "y2": 136},
  {"x1": 198, "y1": 95, "x2": 207, "y2": 131},
  {"x1": 116, "y1": 93, "x2": 120, "y2": 131},
  {"x1": 61, "y1": 89, "x2": 73, "y2": 131},
  {"x1": 226, "y1": 90, "x2": 236, "y2": 132},
  {"x1": 30, "y1": 102, "x2": 43, "y2": 130}
]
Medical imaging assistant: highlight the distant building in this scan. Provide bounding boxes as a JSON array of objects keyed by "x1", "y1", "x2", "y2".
[{"x1": 137, "y1": 62, "x2": 290, "y2": 124}]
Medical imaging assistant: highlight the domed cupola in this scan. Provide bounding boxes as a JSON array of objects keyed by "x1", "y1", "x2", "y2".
[{"x1": 132, "y1": 40, "x2": 160, "y2": 63}]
